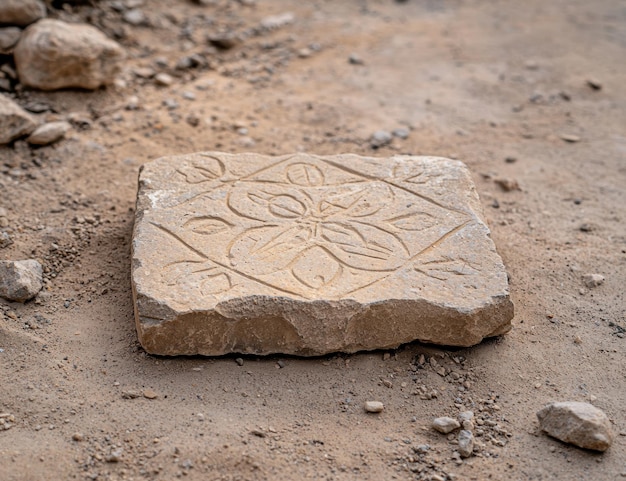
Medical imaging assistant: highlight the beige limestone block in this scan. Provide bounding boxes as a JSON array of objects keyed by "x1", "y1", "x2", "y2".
[{"x1": 132, "y1": 152, "x2": 513, "y2": 356}]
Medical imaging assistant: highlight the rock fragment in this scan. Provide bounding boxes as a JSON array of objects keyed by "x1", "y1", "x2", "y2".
[
  {"x1": 432, "y1": 416, "x2": 461, "y2": 434},
  {"x1": 0, "y1": 94, "x2": 38, "y2": 144},
  {"x1": 582, "y1": 273, "x2": 604, "y2": 288},
  {"x1": 457, "y1": 430, "x2": 474, "y2": 457},
  {"x1": 364, "y1": 401, "x2": 384, "y2": 413},
  {"x1": 537, "y1": 401, "x2": 613, "y2": 451},
  {"x1": 0, "y1": 27, "x2": 21, "y2": 54},
  {"x1": 0, "y1": 0, "x2": 46, "y2": 27},
  {"x1": 27, "y1": 121, "x2": 71, "y2": 145},
  {"x1": 0, "y1": 259, "x2": 43, "y2": 302},
  {"x1": 14, "y1": 19, "x2": 125, "y2": 91}
]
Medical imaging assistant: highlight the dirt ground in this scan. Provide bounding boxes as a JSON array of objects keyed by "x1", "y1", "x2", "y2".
[{"x1": 1, "y1": 0, "x2": 625, "y2": 479}]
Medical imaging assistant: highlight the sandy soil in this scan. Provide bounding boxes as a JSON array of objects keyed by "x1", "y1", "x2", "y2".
[{"x1": 1, "y1": 0, "x2": 625, "y2": 479}]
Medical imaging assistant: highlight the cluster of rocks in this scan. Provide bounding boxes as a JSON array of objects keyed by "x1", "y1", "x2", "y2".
[
  {"x1": 0, "y1": 0, "x2": 125, "y2": 145},
  {"x1": 1, "y1": 0, "x2": 125, "y2": 91}
]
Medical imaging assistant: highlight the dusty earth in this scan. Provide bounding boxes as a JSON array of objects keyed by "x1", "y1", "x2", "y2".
[{"x1": 1, "y1": 0, "x2": 625, "y2": 480}]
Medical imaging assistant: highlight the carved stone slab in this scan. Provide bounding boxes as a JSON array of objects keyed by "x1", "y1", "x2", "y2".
[{"x1": 132, "y1": 152, "x2": 513, "y2": 356}]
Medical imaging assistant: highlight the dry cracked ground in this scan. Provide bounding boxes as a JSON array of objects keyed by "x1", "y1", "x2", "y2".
[{"x1": 1, "y1": 0, "x2": 625, "y2": 480}]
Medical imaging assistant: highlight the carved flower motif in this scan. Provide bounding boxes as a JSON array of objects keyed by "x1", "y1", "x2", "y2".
[{"x1": 226, "y1": 163, "x2": 411, "y2": 289}]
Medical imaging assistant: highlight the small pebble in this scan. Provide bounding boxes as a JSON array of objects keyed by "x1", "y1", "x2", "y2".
[
  {"x1": 235, "y1": 357, "x2": 244, "y2": 366},
  {"x1": 364, "y1": 401, "x2": 384, "y2": 413},
  {"x1": 154, "y1": 73, "x2": 173, "y2": 86},
  {"x1": 432, "y1": 417, "x2": 461, "y2": 434},
  {"x1": 560, "y1": 133, "x2": 581, "y2": 143},
  {"x1": 143, "y1": 389, "x2": 158, "y2": 399},
  {"x1": 586, "y1": 78, "x2": 602, "y2": 91}
]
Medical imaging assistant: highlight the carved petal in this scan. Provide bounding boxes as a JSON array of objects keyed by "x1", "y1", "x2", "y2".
[
  {"x1": 388, "y1": 212, "x2": 436, "y2": 231},
  {"x1": 286, "y1": 163, "x2": 325, "y2": 186},
  {"x1": 291, "y1": 246, "x2": 340, "y2": 289},
  {"x1": 184, "y1": 216, "x2": 232, "y2": 235},
  {"x1": 177, "y1": 156, "x2": 225, "y2": 183}
]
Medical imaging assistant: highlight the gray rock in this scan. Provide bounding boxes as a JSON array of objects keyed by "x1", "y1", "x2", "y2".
[
  {"x1": 392, "y1": 128, "x2": 410, "y2": 139},
  {"x1": 0, "y1": 94, "x2": 38, "y2": 144},
  {"x1": 27, "y1": 121, "x2": 71, "y2": 145},
  {"x1": 457, "y1": 429, "x2": 474, "y2": 458},
  {"x1": 0, "y1": 259, "x2": 43, "y2": 302},
  {"x1": 537, "y1": 401, "x2": 613, "y2": 452},
  {"x1": 14, "y1": 19, "x2": 125, "y2": 91},
  {"x1": 370, "y1": 130, "x2": 392, "y2": 148},
  {"x1": 0, "y1": 0, "x2": 46, "y2": 27},
  {"x1": 432, "y1": 416, "x2": 461, "y2": 434},
  {"x1": 123, "y1": 9, "x2": 146, "y2": 26},
  {"x1": 0, "y1": 27, "x2": 21, "y2": 54},
  {"x1": 0, "y1": 231, "x2": 13, "y2": 249}
]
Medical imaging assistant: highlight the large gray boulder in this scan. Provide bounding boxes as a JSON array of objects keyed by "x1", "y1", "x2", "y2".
[{"x1": 14, "y1": 19, "x2": 125, "y2": 91}]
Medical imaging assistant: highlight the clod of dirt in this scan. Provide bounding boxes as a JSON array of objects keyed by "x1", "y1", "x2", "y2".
[
  {"x1": 537, "y1": 401, "x2": 613, "y2": 452},
  {"x1": 582, "y1": 273, "x2": 605, "y2": 288},
  {"x1": 495, "y1": 177, "x2": 521, "y2": 192}
]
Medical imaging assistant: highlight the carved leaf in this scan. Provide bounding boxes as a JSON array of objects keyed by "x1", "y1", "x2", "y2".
[
  {"x1": 268, "y1": 195, "x2": 307, "y2": 218},
  {"x1": 286, "y1": 163, "x2": 325, "y2": 186},
  {"x1": 321, "y1": 222, "x2": 405, "y2": 270},
  {"x1": 249, "y1": 225, "x2": 311, "y2": 258},
  {"x1": 388, "y1": 212, "x2": 436, "y2": 231},
  {"x1": 162, "y1": 261, "x2": 233, "y2": 295},
  {"x1": 184, "y1": 217, "x2": 232, "y2": 235},
  {"x1": 177, "y1": 157, "x2": 225, "y2": 183},
  {"x1": 291, "y1": 246, "x2": 340, "y2": 289},
  {"x1": 414, "y1": 257, "x2": 480, "y2": 281}
]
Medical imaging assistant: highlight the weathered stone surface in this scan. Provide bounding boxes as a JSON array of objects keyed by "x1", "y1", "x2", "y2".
[
  {"x1": 27, "y1": 120, "x2": 71, "y2": 145},
  {"x1": 132, "y1": 152, "x2": 513, "y2": 356},
  {"x1": 0, "y1": 259, "x2": 43, "y2": 302},
  {"x1": 0, "y1": 27, "x2": 21, "y2": 54},
  {"x1": 537, "y1": 401, "x2": 613, "y2": 451},
  {"x1": 0, "y1": 0, "x2": 46, "y2": 27},
  {"x1": 14, "y1": 19, "x2": 125, "y2": 91},
  {"x1": 0, "y1": 94, "x2": 38, "y2": 144}
]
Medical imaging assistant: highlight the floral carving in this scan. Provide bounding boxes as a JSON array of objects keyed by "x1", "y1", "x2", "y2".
[{"x1": 156, "y1": 154, "x2": 473, "y2": 299}]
